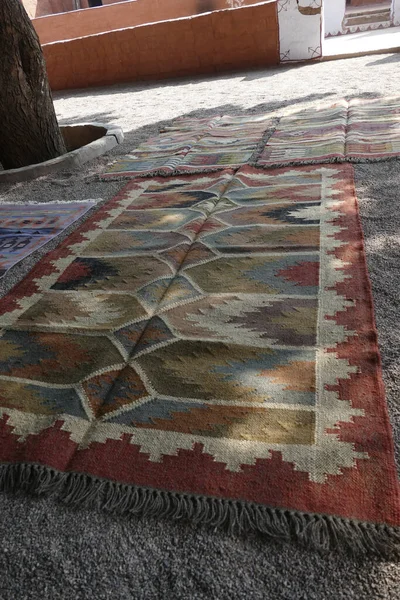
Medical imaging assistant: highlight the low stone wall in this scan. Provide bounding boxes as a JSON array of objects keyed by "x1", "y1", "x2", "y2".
[
  {"x1": 393, "y1": 0, "x2": 400, "y2": 27},
  {"x1": 0, "y1": 123, "x2": 123, "y2": 183},
  {"x1": 33, "y1": 0, "x2": 265, "y2": 44},
  {"x1": 43, "y1": 2, "x2": 279, "y2": 91}
]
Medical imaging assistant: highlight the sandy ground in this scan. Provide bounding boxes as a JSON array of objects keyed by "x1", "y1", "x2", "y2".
[{"x1": 0, "y1": 53, "x2": 400, "y2": 599}]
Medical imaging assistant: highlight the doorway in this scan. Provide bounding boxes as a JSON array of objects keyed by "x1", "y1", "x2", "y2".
[
  {"x1": 323, "y1": 0, "x2": 400, "y2": 58},
  {"x1": 324, "y1": 0, "x2": 395, "y2": 38}
]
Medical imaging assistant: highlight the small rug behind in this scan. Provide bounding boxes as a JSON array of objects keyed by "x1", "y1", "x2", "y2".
[
  {"x1": 257, "y1": 102, "x2": 347, "y2": 166},
  {"x1": 101, "y1": 115, "x2": 274, "y2": 178},
  {"x1": 257, "y1": 97, "x2": 400, "y2": 167},
  {"x1": 347, "y1": 97, "x2": 400, "y2": 160},
  {"x1": 0, "y1": 202, "x2": 95, "y2": 278}
]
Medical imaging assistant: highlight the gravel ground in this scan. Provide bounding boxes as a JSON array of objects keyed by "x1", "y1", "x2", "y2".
[{"x1": 0, "y1": 53, "x2": 400, "y2": 599}]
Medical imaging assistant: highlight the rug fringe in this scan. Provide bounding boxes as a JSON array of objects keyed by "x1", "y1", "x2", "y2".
[
  {"x1": 98, "y1": 166, "x2": 240, "y2": 181},
  {"x1": 253, "y1": 156, "x2": 346, "y2": 170},
  {"x1": 247, "y1": 120, "x2": 279, "y2": 167},
  {"x1": 1, "y1": 462, "x2": 399, "y2": 557},
  {"x1": 248, "y1": 155, "x2": 400, "y2": 170},
  {"x1": 346, "y1": 155, "x2": 400, "y2": 164},
  {"x1": 99, "y1": 149, "x2": 399, "y2": 181}
]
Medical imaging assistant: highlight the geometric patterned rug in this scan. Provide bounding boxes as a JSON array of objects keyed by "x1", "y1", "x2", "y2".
[
  {"x1": 0, "y1": 165, "x2": 399, "y2": 556},
  {"x1": 0, "y1": 202, "x2": 95, "y2": 278}
]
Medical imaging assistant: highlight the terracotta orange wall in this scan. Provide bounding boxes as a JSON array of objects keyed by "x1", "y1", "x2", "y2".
[
  {"x1": 43, "y1": 2, "x2": 279, "y2": 91},
  {"x1": 33, "y1": 0, "x2": 263, "y2": 44},
  {"x1": 80, "y1": 0, "x2": 140, "y2": 5}
]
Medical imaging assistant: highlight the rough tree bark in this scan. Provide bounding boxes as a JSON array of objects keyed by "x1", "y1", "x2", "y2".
[{"x1": 0, "y1": 0, "x2": 66, "y2": 170}]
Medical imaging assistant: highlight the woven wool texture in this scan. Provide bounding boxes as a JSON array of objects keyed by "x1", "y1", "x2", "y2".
[
  {"x1": 101, "y1": 97, "x2": 400, "y2": 179},
  {"x1": 101, "y1": 114, "x2": 275, "y2": 178},
  {"x1": 0, "y1": 202, "x2": 95, "y2": 278},
  {"x1": 258, "y1": 97, "x2": 400, "y2": 167},
  {"x1": 1, "y1": 104, "x2": 400, "y2": 555}
]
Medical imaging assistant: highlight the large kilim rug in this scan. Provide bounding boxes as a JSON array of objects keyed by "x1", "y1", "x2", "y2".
[
  {"x1": 0, "y1": 202, "x2": 95, "y2": 278},
  {"x1": 0, "y1": 164, "x2": 399, "y2": 555}
]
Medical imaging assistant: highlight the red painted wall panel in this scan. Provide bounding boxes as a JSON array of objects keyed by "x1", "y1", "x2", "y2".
[
  {"x1": 42, "y1": 3, "x2": 279, "y2": 91},
  {"x1": 33, "y1": 0, "x2": 268, "y2": 44}
]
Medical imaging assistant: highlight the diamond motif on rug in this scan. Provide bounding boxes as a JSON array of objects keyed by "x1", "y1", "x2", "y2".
[
  {"x1": 83, "y1": 366, "x2": 150, "y2": 418},
  {"x1": 0, "y1": 150, "x2": 399, "y2": 554},
  {"x1": 0, "y1": 202, "x2": 95, "y2": 278}
]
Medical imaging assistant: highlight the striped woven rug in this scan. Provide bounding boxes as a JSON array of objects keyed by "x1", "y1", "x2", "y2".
[
  {"x1": 258, "y1": 97, "x2": 400, "y2": 167},
  {"x1": 101, "y1": 97, "x2": 400, "y2": 178}
]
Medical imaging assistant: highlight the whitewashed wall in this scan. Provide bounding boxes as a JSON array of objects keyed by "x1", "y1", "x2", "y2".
[
  {"x1": 278, "y1": 0, "x2": 322, "y2": 62},
  {"x1": 324, "y1": 0, "x2": 346, "y2": 37},
  {"x1": 393, "y1": 0, "x2": 400, "y2": 26}
]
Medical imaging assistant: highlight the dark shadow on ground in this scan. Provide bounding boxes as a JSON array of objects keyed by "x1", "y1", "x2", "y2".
[
  {"x1": 51, "y1": 63, "x2": 317, "y2": 101},
  {"x1": 57, "y1": 111, "x2": 120, "y2": 125},
  {"x1": 367, "y1": 53, "x2": 400, "y2": 66}
]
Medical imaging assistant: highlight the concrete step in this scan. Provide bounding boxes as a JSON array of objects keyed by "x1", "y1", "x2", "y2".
[
  {"x1": 343, "y1": 20, "x2": 392, "y2": 34},
  {"x1": 345, "y1": 2, "x2": 391, "y2": 15},
  {"x1": 346, "y1": 6, "x2": 391, "y2": 18},
  {"x1": 344, "y1": 10, "x2": 391, "y2": 27}
]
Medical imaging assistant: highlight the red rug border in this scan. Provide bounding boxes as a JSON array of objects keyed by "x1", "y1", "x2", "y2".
[{"x1": 0, "y1": 165, "x2": 399, "y2": 536}]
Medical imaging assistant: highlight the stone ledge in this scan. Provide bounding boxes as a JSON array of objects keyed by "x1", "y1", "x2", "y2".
[{"x1": 0, "y1": 122, "x2": 124, "y2": 184}]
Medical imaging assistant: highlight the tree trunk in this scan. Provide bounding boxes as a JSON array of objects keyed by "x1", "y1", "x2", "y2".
[{"x1": 0, "y1": 0, "x2": 66, "y2": 170}]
